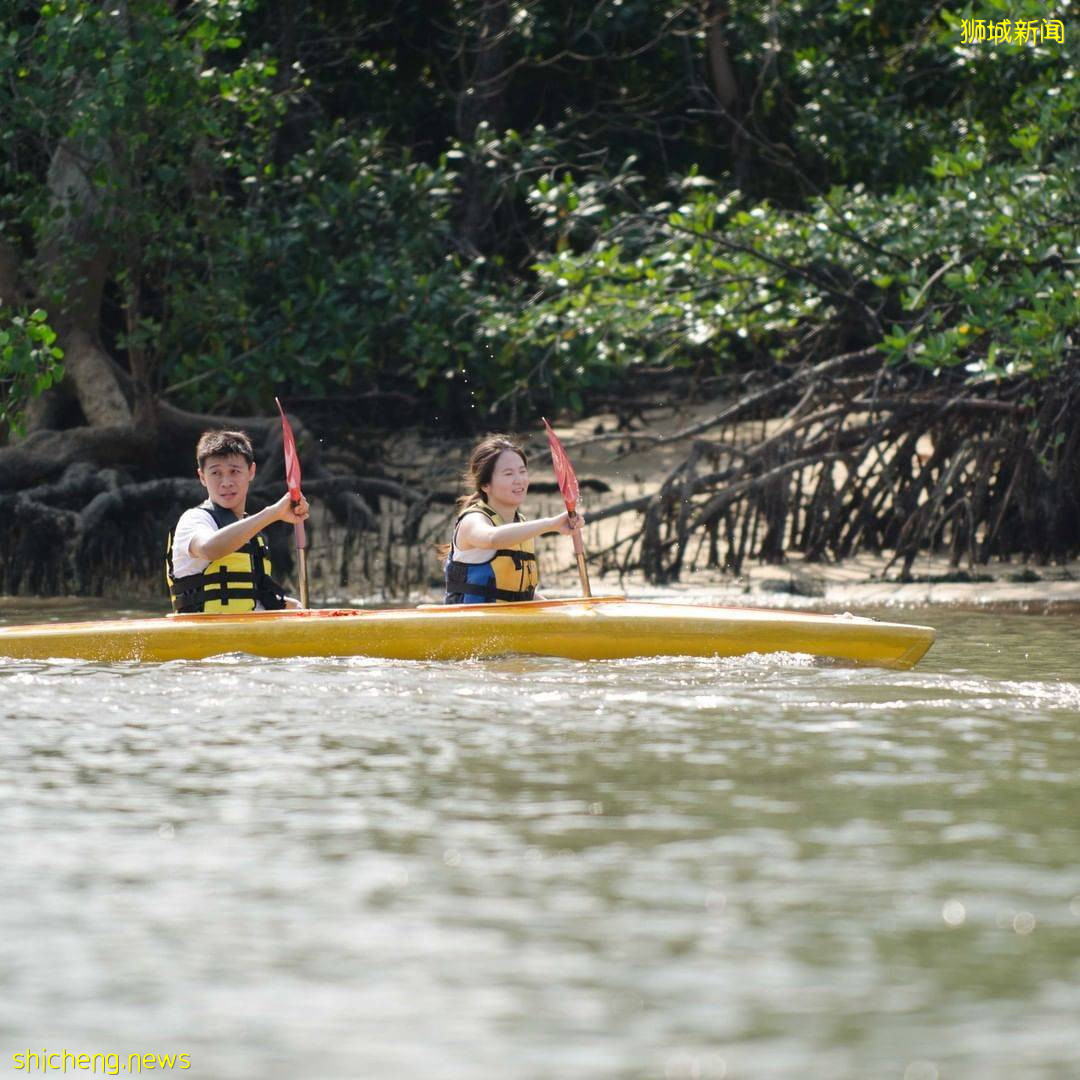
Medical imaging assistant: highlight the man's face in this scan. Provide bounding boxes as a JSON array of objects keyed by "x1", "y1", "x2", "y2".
[{"x1": 198, "y1": 453, "x2": 256, "y2": 512}]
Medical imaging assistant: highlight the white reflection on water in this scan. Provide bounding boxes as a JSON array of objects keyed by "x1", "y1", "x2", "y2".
[{"x1": 1, "y1": 608, "x2": 1079, "y2": 1078}]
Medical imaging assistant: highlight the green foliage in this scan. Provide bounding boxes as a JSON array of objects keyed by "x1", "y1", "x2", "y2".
[
  {"x1": 0, "y1": 0, "x2": 1076, "y2": 428},
  {"x1": 759, "y1": 0, "x2": 1070, "y2": 190},
  {"x1": 0, "y1": 307, "x2": 64, "y2": 436},
  {"x1": 0, "y1": 0, "x2": 287, "y2": 370},
  {"x1": 474, "y1": 3, "x2": 1078, "y2": 403},
  {"x1": 158, "y1": 128, "x2": 484, "y2": 412},
  {"x1": 490, "y1": 136, "x2": 1077, "y2": 398}
]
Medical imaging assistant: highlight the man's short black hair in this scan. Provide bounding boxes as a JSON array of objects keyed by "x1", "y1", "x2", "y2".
[{"x1": 196, "y1": 429, "x2": 255, "y2": 470}]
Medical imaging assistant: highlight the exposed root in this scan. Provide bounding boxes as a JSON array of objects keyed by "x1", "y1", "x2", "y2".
[
  {"x1": 582, "y1": 353, "x2": 1080, "y2": 583},
  {"x1": 3, "y1": 352, "x2": 1078, "y2": 599}
]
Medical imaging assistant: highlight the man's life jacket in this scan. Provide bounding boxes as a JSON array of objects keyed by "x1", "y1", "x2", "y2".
[
  {"x1": 165, "y1": 500, "x2": 288, "y2": 613},
  {"x1": 444, "y1": 500, "x2": 539, "y2": 604}
]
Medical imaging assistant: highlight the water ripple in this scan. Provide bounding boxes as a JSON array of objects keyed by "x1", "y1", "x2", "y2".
[{"x1": 1, "y1": 607, "x2": 1079, "y2": 1077}]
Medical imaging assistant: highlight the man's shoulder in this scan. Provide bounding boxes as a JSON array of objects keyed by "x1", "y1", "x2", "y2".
[{"x1": 173, "y1": 505, "x2": 217, "y2": 534}]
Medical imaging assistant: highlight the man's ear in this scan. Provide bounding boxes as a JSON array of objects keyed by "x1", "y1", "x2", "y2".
[
  {"x1": 197, "y1": 468, "x2": 208, "y2": 490},
  {"x1": 248, "y1": 462, "x2": 257, "y2": 481}
]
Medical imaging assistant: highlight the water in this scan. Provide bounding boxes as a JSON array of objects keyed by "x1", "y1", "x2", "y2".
[{"x1": 2, "y1": 603, "x2": 1079, "y2": 1079}]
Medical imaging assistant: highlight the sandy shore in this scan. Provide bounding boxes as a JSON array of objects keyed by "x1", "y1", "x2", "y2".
[
  {"x1": 357, "y1": 405, "x2": 1080, "y2": 612},
  {"x1": 5, "y1": 400, "x2": 1077, "y2": 612},
  {"x1": 535, "y1": 556, "x2": 1080, "y2": 612}
]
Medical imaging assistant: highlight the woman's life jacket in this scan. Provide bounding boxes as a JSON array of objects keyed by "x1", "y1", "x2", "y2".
[
  {"x1": 165, "y1": 500, "x2": 288, "y2": 613},
  {"x1": 444, "y1": 500, "x2": 539, "y2": 604}
]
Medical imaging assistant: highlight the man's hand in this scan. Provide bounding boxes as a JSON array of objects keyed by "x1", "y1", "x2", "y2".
[{"x1": 273, "y1": 492, "x2": 310, "y2": 524}]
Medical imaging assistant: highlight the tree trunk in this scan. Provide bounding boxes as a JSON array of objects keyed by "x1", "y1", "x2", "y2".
[
  {"x1": 0, "y1": 235, "x2": 25, "y2": 307},
  {"x1": 707, "y1": 5, "x2": 739, "y2": 109},
  {"x1": 455, "y1": 0, "x2": 511, "y2": 256},
  {"x1": 35, "y1": 125, "x2": 133, "y2": 430}
]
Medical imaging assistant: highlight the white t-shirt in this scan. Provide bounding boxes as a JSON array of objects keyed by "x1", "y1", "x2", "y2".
[{"x1": 170, "y1": 506, "x2": 220, "y2": 580}]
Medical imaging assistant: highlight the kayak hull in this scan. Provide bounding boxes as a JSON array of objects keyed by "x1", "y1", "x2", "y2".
[{"x1": 0, "y1": 597, "x2": 935, "y2": 668}]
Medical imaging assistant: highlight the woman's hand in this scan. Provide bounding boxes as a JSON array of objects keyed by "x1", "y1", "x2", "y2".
[{"x1": 551, "y1": 509, "x2": 585, "y2": 536}]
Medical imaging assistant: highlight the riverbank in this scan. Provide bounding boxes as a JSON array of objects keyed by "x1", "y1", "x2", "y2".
[
  {"x1": 350, "y1": 405, "x2": 1080, "y2": 613},
  {"x1": 539, "y1": 557, "x2": 1080, "y2": 613},
  {"x1": 3, "y1": 400, "x2": 1078, "y2": 613}
]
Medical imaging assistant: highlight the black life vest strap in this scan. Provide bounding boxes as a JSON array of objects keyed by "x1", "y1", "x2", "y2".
[
  {"x1": 169, "y1": 579, "x2": 261, "y2": 609},
  {"x1": 492, "y1": 548, "x2": 537, "y2": 568},
  {"x1": 454, "y1": 581, "x2": 536, "y2": 603}
]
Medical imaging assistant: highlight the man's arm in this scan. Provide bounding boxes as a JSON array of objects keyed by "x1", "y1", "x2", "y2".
[{"x1": 190, "y1": 493, "x2": 309, "y2": 562}]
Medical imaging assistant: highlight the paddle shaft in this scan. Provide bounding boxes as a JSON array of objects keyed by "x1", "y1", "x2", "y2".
[
  {"x1": 569, "y1": 512, "x2": 591, "y2": 597},
  {"x1": 292, "y1": 516, "x2": 308, "y2": 610},
  {"x1": 297, "y1": 547, "x2": 309, "y2": 610}
]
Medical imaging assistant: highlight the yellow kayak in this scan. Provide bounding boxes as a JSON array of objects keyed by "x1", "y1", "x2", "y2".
[{"x1": 0, "y1": 596, "x2": 935, "y2": 668}]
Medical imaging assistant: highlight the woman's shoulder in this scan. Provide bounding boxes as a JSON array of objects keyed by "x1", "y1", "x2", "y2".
[{"x1": 457, "y1": 500, "x2": 497, "y2": 522}]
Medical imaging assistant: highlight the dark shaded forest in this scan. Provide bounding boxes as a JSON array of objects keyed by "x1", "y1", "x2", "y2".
[{"x1": 1, "y1": 1, "x2": 1076, "y2": 597}]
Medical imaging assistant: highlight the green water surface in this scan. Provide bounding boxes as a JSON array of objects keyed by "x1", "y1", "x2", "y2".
[{"x1": 1, "y1": 602, "x2": 1078, "y2": 1079}]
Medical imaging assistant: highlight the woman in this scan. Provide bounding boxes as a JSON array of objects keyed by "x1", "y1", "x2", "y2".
[{"x1": 442, "y1": 434, "x2": 580, "y2": 604}]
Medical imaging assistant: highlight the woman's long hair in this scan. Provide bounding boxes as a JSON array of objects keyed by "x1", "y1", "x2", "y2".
[{"x1": 435, "y1": 435, "x2": 528, "y2": 561}]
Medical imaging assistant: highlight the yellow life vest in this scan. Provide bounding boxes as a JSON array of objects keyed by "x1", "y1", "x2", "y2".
[
  {"x1": 165, "y1": 501, "x2": 287, "y2": 613},
  {"x1": 444, "y1": 500, "x2": 539, "y2": 604}
]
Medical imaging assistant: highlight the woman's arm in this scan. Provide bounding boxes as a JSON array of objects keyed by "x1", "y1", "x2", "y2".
[{"x1": 456, "y1": 509, "x2": 580, "y2": 551}]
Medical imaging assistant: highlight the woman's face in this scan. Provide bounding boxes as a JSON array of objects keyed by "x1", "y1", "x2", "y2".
[{"x1": 481, "y1": 449, "x2": 529, "y2": 509}]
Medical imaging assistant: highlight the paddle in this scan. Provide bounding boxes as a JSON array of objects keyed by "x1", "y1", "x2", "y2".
[
  {"x1": 274, "y1": 397, "x2": 309, "y2": 609},
  {"x1": 542, "y1": 417, "x2": 592, "y2": 598}
]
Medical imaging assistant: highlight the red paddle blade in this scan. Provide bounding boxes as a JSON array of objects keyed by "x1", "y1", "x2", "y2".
[
  {"x1": 275, "y1": 397, "x2": 303, "y2": 501},
  {"x1": 542, "y1": 417, "x2": 579, "y2": 513}
]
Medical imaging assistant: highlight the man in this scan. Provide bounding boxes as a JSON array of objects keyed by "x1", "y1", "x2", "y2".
[{"x1": 165, "y1": 429, "x2": 310, "y2": 613}]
